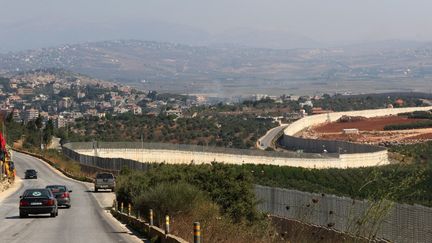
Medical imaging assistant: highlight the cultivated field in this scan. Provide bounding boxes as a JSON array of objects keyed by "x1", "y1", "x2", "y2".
[{"x1": 303, "y1": 115, "x2": 432, "y2": 144}]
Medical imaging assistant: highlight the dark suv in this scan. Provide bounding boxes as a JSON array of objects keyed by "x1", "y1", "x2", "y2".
[{"x1": 94, "y1": 172, "x2": 115, "y2": 192}]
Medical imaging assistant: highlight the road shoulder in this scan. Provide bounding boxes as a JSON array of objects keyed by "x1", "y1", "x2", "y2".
[
  {"x1": 0, "y1": 177, "x2": 23, "y2": 204},
  {"x1": 15, "y1": 152, "x2": 144, "y2": 243}
]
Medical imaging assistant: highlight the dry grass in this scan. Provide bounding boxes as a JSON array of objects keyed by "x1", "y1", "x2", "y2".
[{"x1": 162, "y1": 202, "x2": 280, "y2": 243}]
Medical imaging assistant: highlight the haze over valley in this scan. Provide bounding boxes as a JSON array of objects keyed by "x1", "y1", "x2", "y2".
[{"x1": 1, "y1": 40, "x2": 432, "y2": 98}]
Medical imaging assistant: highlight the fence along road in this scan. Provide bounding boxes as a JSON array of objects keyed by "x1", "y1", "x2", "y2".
[
  {"x1": 63, "y1": 141, "x2": 387, "y2": 169},
  {"x1": 63, "y1": 143, "x2": 432, "y2": 243},
  {"x1": 255, "y1": 185, "x2": 432, "y2": 243}
]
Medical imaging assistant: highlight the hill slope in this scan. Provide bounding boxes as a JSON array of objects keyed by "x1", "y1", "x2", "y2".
[{"x1": 1, "y1": 40, "x2": 432, "y2": 97}]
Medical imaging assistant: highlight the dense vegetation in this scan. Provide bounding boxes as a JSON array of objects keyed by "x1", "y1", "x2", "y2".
[
  {"x1": 116, "y1": 163, "x2": 260, "y2": 223},
  {"x1": 3, "y1": 114, "x2": 54, "y2": 149},
  {"x1": 116, "y1": 164, "x2": 276, "y2": 242},
  {"x1": 384, "y1": 120, "x2": 432, "y2": 130},
  {"x1": 246, "y1": 164, "x2": 431, "y2": 206},
  {"x1": 390, "y1": 141, "x2": 432, "y2": 164},
  {"x1": 113, "y1": 156, "x2": 432, "y2": 242},
  {"x1": 116, "y1": 156, "x2": 432, "y2": 221},
  {"x1": 242, "y1": 141, "x2": 432, "y2": 207},
  {"x1": 310, "y1": 93, "x2": 424, "y2": 112},
  {"x1": 399, "y1": 110, "x2": 432, "y2": 119},
  {"x1": 68, "y1": 112, "x2": 276, "y2": 149}
]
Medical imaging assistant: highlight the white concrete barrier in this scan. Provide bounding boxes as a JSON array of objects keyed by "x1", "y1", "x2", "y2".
[
  {"x1": 73, "y1": 147, "x2": 385, "y2": 169},
  {"x1": 280, "y1": 106, "x2": 432, "y2": 167},
  {"x1": 284, "y1": 106, "x2": 432, "y2": 136}
]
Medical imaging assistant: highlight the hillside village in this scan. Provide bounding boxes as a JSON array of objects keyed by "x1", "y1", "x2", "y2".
[{"x1": 0, "y1": 69, "x2": 203, "y2": 128}]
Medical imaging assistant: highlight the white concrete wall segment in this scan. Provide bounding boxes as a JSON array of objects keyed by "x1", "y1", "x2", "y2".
[
  {"x1": 279, "y1": 106, "x2": 432, "y2": 167},
  {"x1": 74, "y1": 147, "x2": 386, "y2": 169},
  {"x1": 284, "y1": 106, "x2": 432, "y2": 136},
  {"x1": 67, "y1": 107, "x2": 431, "y2": 169}
]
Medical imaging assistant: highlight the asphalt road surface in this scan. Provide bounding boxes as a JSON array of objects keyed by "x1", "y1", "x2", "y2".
[
  {"x1": 0, "y1": 151, "x2": 142, "y2": 243},
  {"x1": 257, "y1": 125, "x2": 288, "y2": 150}
]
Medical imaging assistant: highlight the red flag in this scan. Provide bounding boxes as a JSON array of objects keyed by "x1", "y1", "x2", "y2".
[{"x1": 0, "y1": 132, "x2": 6, "y2": 151}]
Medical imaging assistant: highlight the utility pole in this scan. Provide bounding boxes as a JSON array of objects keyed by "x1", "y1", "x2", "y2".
[
  {"x1": 40, "y1": 129, "x2": 43, "y2": 150},
  {"x1": 141, "y1": 133, "x2": 144, "y2": 162}
]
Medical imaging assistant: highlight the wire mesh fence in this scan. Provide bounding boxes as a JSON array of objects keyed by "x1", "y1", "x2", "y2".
[
  {"x1": 63, "y1": 142, "x2": 431, "y2": 242},
  {"x1": 255, "y1": 185, "x2": 432, "y2": 243}
]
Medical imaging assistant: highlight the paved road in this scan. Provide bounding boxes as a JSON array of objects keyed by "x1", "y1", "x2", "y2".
[
  {"x1": 0, "y1": 151, "x2": 142, "y2": 243},
  {"x1": 257, "y1": 125, "x2": 288, "y2": 150}
]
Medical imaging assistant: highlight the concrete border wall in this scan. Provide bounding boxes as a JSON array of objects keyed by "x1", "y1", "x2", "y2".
[
  {"x1": 78, "y1": 148, "x2": 344, "y2": 167},
  {"x1": 280, "y1": 106, "x2": 432, "y2": 167},
  {"x1": 284, "y1": 106, "x2": 432, "y2": 136},
  {"x1": 64, "y1": 142, "x2": 386, "y2": 169}
]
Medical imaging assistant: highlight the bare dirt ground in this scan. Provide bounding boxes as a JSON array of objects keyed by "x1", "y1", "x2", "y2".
[
  {"x1": 303, "y1": 116, "x2": 432, "y2": 144},
  {"x1": 314, "y1": 116, "x2": 426, "y2": 132}
]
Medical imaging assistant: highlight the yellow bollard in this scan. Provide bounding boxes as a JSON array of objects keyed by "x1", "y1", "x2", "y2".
[
  {"x1": 193, "y1": 222, "x2": 201, "y2": 243},
  {"x1": 165, "y1": 215, "x2": 170, "y2": 235},
  {"x1": 121, "y1": 202, "x2": 124, "y2": 213},
  {"x1": 149, "y1": 209, "x2": 154, "y2": 226},
  {"x1": 128, "y1": 203, "x2": 132, "y2": 216}
]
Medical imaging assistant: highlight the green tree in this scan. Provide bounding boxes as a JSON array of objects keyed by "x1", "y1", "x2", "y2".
[{"x1": 43, "y1": 119, "x2": 55, "y2": 144}]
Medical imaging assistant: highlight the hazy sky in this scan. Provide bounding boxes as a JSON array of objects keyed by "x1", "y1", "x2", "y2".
[{"x1": 1, "y1": 0, "x2": 431, "y2": 51}]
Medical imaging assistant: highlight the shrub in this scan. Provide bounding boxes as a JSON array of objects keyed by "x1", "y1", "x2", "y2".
[
  {"x1": 116, "y1": 163, "x2": 261, "y2": 224},
  {"x1": 384, "y1": 120, "x2": 432, "y2": 130},
  {"x1": 133, "y1": 182, "x2": 208, "y2": 219}
]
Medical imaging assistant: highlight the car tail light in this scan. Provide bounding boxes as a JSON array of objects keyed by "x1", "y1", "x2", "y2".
[
  {"x1": 43, "y1": 199, "x2": 55, "y2": 206},
  {"x1": 20, "y1": 200, "x2": 30, "y2": 206},
  {"x1": 61, "y1": 192, "x2": 70, "y2": 198}
]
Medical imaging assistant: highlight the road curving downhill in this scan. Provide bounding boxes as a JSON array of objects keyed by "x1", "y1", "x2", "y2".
[{"x1": 0, "y1": 151, "x2": 143, "y2": 243}]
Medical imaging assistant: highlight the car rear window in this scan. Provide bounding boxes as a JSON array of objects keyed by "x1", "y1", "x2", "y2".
[
  {"x1": 96, "y1": 173, "x2": 114, "y2": 179},
  {"x1": 24, "y1": 189, "x2": 51, "y2": 198},
  {"x1": 46, "y1": 185, "x2": 66, "y2": 193},
  {"x1": 26, "y1": 170, "x2": 36, "y2": 173}
]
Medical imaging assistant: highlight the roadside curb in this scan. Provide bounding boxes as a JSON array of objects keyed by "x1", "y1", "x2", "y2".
[{"x1": 0, "y1": 177, "x2": 23, "y2": 204}]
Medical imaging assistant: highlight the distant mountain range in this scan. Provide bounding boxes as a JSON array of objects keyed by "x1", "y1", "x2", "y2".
[
  {"x1": 1, "y1": 39, "x2": 432, "y2": 97},
  {"x1": 0, "y1": 18, "x2": 321, "y2": 53}
]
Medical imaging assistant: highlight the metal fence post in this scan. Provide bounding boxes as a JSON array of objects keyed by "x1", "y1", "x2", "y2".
[
  {"x1": 165, "y1": 215, "x2": 170, "y2": 235},
  {"x1": 194, "y1": 222, "x2": 201, "y2": 243},
  {"x1": 113, "y1": 199, "x2": 117, "y2": 211},
  {"x1": 149, "y1": 209, "x2": 154, "y2": 226}
]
